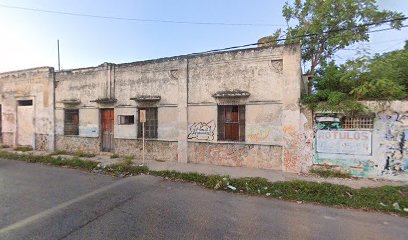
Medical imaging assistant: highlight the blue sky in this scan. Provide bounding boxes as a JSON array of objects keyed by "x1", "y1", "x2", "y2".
[{"x1": 0, "y1": 0, "x2": 407, "y2": 72}]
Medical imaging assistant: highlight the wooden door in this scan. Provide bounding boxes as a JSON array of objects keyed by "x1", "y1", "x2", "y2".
[{"x1": 101, "y1": 109, "x2": 114, "y2": 152}]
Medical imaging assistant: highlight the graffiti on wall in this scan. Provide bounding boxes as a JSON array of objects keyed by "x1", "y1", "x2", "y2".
[
  {"x1": 187, "y1": 121, "x2": 216, "y2": 141},
  {"x1": 314, "y1": 114, "x2": 342, "y2": 130},
  {"x1": 247, "y1": 126, "x2": 272, "y2": 143},
  {"x1": 378, "y1": 111, "x2": 408, "y2": 175},
  {"x1": 316, "y1": 130, "x2": 372, "y2": 155}
]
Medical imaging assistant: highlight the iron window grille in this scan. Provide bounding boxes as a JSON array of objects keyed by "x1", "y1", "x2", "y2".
[
  {"x1": 343, "y1": 116, "x2": 374, "y2": 129},
  {"x1": 217, "y1": 105, "x2": 245, "y2": 141},
  {"x1": 138, "y1": 108, "x2": 158, "y2": 138},
  {"x1": 64, "y1": 109, "x2": 79, "y2": 135}
]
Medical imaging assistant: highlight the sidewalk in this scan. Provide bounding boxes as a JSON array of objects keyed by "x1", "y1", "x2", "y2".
[{"x1": 6, "y1": 149, "x2": 408, "y2": 189}]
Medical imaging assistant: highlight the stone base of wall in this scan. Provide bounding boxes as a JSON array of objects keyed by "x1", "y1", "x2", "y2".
[
  {"x1": 56, "y1": 136, "x2": 100, "y2": 154},
  {"x1": 35, "y1": 134, "x2": 49, "y2": 151},
  {"x1": 2, "y1": 132, "x2": 14, "y2": 146},
  {"x1": 114, "y1": 139, "x2": 177, "y2": 162},
  {"x1": 188, "y1": 142, "x2": 282, "y2": 170}
]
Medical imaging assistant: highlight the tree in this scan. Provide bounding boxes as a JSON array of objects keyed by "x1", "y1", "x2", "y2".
[
  {"x1": 260, "y1": 0, "x2": 405, "y2": 82},
  {"x1": 303, "y1": 45, "x2": 407, "y2": 113}
]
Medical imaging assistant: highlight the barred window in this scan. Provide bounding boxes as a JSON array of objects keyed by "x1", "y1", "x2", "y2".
[
  {"x1": 343, "y1": 116, "x2": 374, "y2": 129},
  {"x1": 138, "y1": 108, "x2": 158, "y2": 138},
  {"x1": 218, "y1": 105, "x2": 245, "y2": 141},
  {"x1": 64, "y1": 109, "x2": 79, "y2": 135}
]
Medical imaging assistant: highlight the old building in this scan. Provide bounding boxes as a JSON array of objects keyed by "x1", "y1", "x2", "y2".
[
  {"x1": 1, "y1": 44, "x2": 312, "y2": 173},
  {"x1": 1, "y1": 43, "x2": 407, "y2": 180},
  {"x1": 0, "y1": 67, "x2": 55, "y2": 151}
]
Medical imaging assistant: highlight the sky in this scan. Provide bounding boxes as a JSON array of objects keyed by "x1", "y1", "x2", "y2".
[{"x1": 0, "y1": 0, "x2": 407, "y2": 72}]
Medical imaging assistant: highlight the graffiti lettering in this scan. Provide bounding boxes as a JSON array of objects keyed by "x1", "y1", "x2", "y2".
[
  {"x1": 316, "y1": 130, "x2": 372, "y2": 155},
  {"x1": 188, "y1": 121, "x2": 215, "y2": 141}
]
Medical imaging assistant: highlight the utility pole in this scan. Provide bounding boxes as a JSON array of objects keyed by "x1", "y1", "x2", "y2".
[{"x1": 57, "y1": 40, "x2": 61, "y2": 71}]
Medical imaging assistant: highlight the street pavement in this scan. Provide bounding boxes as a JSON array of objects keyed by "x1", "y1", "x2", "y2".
[{"x1": 0, "y1": 159, "x2": 407, "y2": 240}]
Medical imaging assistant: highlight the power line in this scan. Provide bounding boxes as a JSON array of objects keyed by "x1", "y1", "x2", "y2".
[
  {"x1": 190, "y1": 19, "x2": 408, "y2": 55},
  {"x1": 0, "y1": 3, "x2": 285, "y2": 27}
]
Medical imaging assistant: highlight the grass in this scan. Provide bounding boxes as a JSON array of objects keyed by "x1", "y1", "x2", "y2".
[
  {"x1": 73, "y1": 151, "x2": 96, "y2": 158},
  {"x1": 0, "y1": 150, "x2": 407, "y2": 217},
  {"x1": 310, "y1": 168, "x2": 352, "y2": 178},
  {"x1": 0, "y1": 150, "x2": 98, "y2": 170},
  {"x1": 48, "y1": 150, "x2": 69, "y2": 156},
  {"x1": 14, "y1": 146, "x2": 33, "y2": 152},
  {"x1": 123, "y1": 155, "x2": 135, "y2": 162},
  {"x1": 110, "y1": 153, "x2": 120, "y2": 159},
  {"x1": 0, "y1": 144, "x2": 10, "y2": 148}
]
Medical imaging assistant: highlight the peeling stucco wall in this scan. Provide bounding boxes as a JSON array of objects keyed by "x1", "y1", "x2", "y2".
[
  {"x1": 1, "y1": 44, "x2": 310, "y2": 174},
  {"x1": 313, "y1": 101, "x2": 408, "y2": 180},
  {"x1": 0, "y1": 67, "x2": 54, "y2": 151}
]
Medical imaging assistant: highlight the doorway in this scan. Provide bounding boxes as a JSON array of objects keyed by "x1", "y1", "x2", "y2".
[
  {"x1": 17, "y1": 100, "x2": 34, "y2": 146},
  {"x1": 101, "y1": 109, "x2": 114, "y2": 152}
]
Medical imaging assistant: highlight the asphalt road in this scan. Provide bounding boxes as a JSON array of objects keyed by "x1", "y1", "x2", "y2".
[{"x1": 0, "y1": 159, "x2": 407, "y2": 240}]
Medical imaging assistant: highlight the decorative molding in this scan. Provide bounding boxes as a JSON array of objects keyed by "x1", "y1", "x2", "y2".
[
  {"x1": 269, "y1": 59, "x2": 283, "y2": 74},
  {"x1": 90, "y1": 98, "x2": 117, "y2": 104},
  {"x1": 59, "y1": 99, "x2": 81, "y2": 105},
  {"x1": 130, "y1": 95, "x2": 161, "y2": 102},
  {"x1": 212, "y1": 90, "x2": 250, "y2": 98},
  {"x1": 169, "y1": 69, "x2": 179, "y2": 80}
]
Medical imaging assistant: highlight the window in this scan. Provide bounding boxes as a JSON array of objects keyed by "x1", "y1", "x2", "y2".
[
  {"x1": 118, "y1": 115, "x2": 135, "y2": 125},
  {"x1": 343, "y1": 115, "x2": 374, "y2": 129},
  {"x1": 18, "y1": 100, "x2": 33, "y2": 106},
  {"x1": 218, "y1": 105, "x2": 245, "y2": 141},
  {"x1": 64, "y1": 109, "x2": 79, "y2": 135},
  {"x1": 138, "y1": 108, "x2": 158, "y2": 138}
]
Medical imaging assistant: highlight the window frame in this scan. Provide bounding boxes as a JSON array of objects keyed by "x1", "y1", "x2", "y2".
[
  {"x1": 118, "y1": 115, "x2": 135, "y2": 125},
  {"x1": 342, "y1": 115, "x2": 374, "y2": 130},
  {"x1": 137, "y1": 107, "x2": 158, "y2": 139},
  {"x1": 64, "y1": 109, "x2": 79, "y2": 135},
  {"x1": 217, "y1": 105, "x2": 245, "y2": 142}
]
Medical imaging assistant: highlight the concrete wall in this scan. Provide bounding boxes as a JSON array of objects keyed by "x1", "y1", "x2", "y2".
[
  {"x1": 0, "y1": 67, "x2": 54, "y2": 151},
  {"x1": 186, "y1": 45, "x2": 306, "y2": 170},
  {"x1": 313, "y1": 101, "x2": 408, "y2": 181},
  {"x1": 0, "y1": 44, "x2": 310, "y2": 174}
]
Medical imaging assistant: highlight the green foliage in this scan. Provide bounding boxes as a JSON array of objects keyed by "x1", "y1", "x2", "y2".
[
  {"x1": 261, "y1": 0, "x2": 405, "y2": 75},
  {"x1": 303, "y1": 46, "x2": 408, "y2": 112},
  {"x1": 14, "y1": 146, "x2": 33, "y2": 152},
  {"x1": 73, "y1": 151, "x2": 96, "y2": 158},
  {"x1": 310, "y1": 168, "x2": 352, "y2": 178},
  {"x1": 110, "y1": 153, "x2": 120, "y2": 159},
  {"x1": 0, "y1": 151, "x2": 98, "y2": 170}
]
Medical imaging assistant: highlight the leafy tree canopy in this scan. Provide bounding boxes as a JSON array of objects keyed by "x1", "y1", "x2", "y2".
[
  {"x1": 303, "y1": 44, "x2": 408, "y2": 113},
  {"x1": 259, "y1": 0, "x2": 405, "y2": 77}
]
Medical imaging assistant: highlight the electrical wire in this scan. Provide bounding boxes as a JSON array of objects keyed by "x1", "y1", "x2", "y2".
[
  {"x1": 190, "y1": 22, "x2": 408, "y2": 55},
  {"x1": 0, "y1": 3, "x2": 285, "y2": 27}
]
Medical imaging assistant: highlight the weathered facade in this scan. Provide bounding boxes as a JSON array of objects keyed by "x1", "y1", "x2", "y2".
[
  {"x1": 0, "y1": 67, "x2": 55, "y2": 151},
  {"x1": 3, "y1": 44, "x2": 406, "y2": 181},
  {"x1": 1, "y1": 44, "x2": 312, "y2": 173},
  {"x1": 53, "y1": 44, "x2": 310, "y2": 172},
  {"x1": 314, "y1": 101, "x2": 408, "y2": 181}
]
